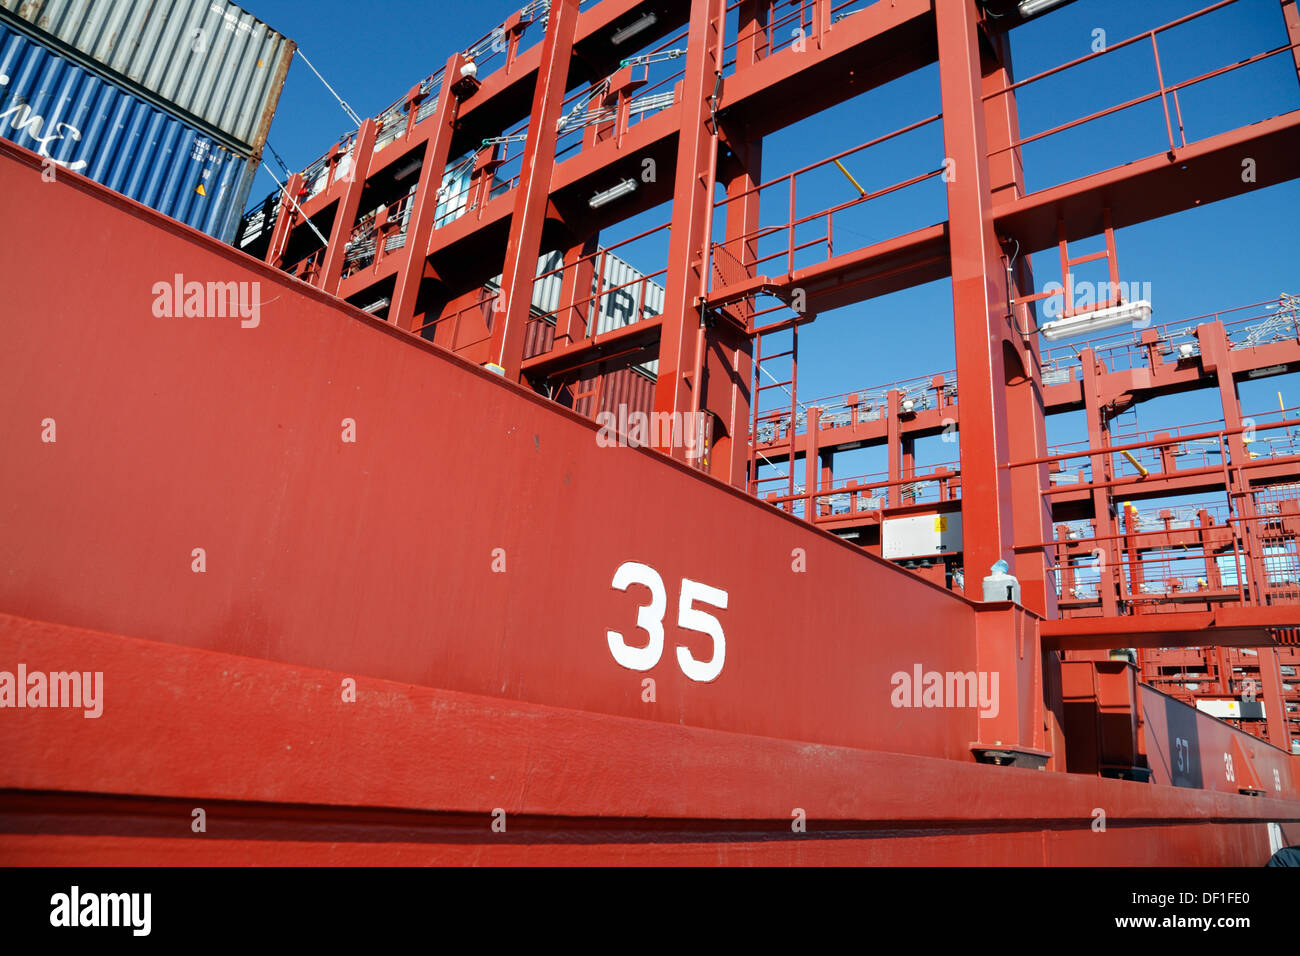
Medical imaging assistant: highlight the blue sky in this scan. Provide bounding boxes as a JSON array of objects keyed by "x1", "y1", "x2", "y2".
[{"x1": 242, "y1": 0, "x2": 1299, "y2": 478}]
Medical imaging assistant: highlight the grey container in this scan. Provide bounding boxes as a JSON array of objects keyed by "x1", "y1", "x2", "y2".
[{"x1": 0, "y1": 0, "x2": 293, "y2": 153}]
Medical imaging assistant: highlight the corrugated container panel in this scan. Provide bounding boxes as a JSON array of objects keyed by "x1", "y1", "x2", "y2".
[
  {"x1": 522, "y1": 314, "x2": 554, "y2": 361},
  {"x1": 592, "y1": 366, "x2": 656, "y2": 418},
  {"x1": 531, "y1": 249, "x2": 564, "y2": 317},
  {"x1": 490, "y1": 247, "x2": 665, "y2": 377},
  {"x1": 0, "y1": 0, "x2": 293, "y2": 152},
  {"x1": 595, "y1": 252, "x2": 664, "y2": 335},
  {"x1": 0, "y1": 21, "x2": 252, "y2": 240}
]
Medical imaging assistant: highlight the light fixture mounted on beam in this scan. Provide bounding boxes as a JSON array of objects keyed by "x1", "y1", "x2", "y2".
[
  {"x1": 1039, "y1": 300, "x2": 1153, "y2": 341},
  {"x1": 611, "y1": 13, "x2": 657, "y2": 45},
  {"x1": 393, "y1": 158, "x2": 422, "y2": 180},
  {"x1": 1017, "y1": 0, "x2": 1070, "y2": 18},
  {"x1": 589, "y1": 178, "x2": 637, "y2": 208}
]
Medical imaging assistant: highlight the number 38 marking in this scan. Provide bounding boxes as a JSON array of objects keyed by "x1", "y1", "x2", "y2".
[{"x1": 607, "y1": 561, "x2": 729, "y2": 682}]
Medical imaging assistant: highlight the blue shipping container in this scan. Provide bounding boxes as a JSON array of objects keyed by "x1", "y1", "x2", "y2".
[{"x1": 0, "y1": 20, "x2": 253, "y2": 242}]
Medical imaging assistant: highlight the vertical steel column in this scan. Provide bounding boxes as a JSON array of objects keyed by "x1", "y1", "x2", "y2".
[
  {"x1": 652, "y1": 0, "x2": 727, "y2": 453},
  {"x1": 319, "y1": 119, "x2": 377, "y2": 295},
  {"x1": 804, "y1": 406, "x2": 821, "y2": 520},
  {"x1": 789, "y1": 324, "x2": 799, "y2": 505},
  {"x1": 489, "y1": 0, "x2": 581, "y2": 379},
  {"x1": 265, "y1": 173, "x2": 303, "y2": 268},
  {"x1": 712, "y1": 132, "x2": 759, "y2": 486},
  {"x1": 1259, "y1": 648, "x2": 1289, "y2": 749},
  {"x1": 886, "y1": 390, "x2": 902, "y2": 508},
  {"x1": 819, "y1": 449, "x2": 833, "y2": 516},
  {"x1": 937, "y1": 0, "x2": 1018, "y2": 589},
  {"x1": 1200, "y1": 323, "x2": 1266, "y2": 600},
  {"x1": 984, "y1": 28, "x2": 1055, "y2": 617},
  {"x1": 389, "y1": 53, "x2": 469, "y2": 332},
  {"x1": 737, "y1": 0, "x2": 769, "y2": 63},
  {"x1": 1079, "y1": 349, "x2": 1120, "y2": 617},
  {"x1": 1283, "y1": 1, "x2": 1300, "y2": 80},
  {"x1": 709, "y1": 0, "x2": 766, "y2": 488}
]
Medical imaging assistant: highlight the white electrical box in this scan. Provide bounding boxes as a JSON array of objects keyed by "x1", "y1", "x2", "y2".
[
  {"x1": 882, "y1": 513, "x2": 963, "y2": 559},
  {"x1": 1196, "y1": 699, "x2": 1266, "y2": 720}
]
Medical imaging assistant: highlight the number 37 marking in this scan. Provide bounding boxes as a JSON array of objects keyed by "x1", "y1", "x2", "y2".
[{"x1": 607, "y1": 561, "x2": 729, "y2": 682}]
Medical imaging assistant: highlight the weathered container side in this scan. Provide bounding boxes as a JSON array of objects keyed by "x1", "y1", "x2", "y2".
[
  {"x1": 0, "y1": 21, "x2": 253, "y2": 240},
  {"x1": 0, "y1": 0, "x2": 293, "y2": 153}
]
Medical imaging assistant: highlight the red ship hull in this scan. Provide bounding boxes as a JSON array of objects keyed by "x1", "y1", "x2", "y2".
[{"x1": 2, "y1": 140, "x2": 1298, "y2": 864}]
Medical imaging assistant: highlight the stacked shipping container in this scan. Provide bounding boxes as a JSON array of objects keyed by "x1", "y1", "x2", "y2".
[{"x1": 0, "y1": 0, "x2": 292, "y2": 240}]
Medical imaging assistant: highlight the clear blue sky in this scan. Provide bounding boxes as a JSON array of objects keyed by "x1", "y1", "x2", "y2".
[{"x1": 242, "y1": 0, "x2": 1299, "y2": 467}]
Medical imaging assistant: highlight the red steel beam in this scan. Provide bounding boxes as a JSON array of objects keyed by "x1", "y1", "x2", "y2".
[
  {"x1": 318, "y1": 119, "x2": 377, "y2": 295},
  {"x1": 985, "y1": 24, "x2": 1055, "y2": 618},
  {"x1": 1282, "y1": 0, "x2": 1300, "y2": 80},
  {"x1": 997, "y1": 108, "x2": 1300, "y2": 253},
  {"x1": 652, "y1": 0, "x2": 727, "y2": 454},
  {"x1": 1042, "y1": 606, "x2": 1300, "y2": 650},
  {"x1": 936, "y1": 0, "x2": 1017, "y2": 584},
  {"x1": 713, "y1": 133, "x2": 762, "y2": 486},
  {"x1": 388, "y1": 53, "x2": 469, "y2": 332},
  {"x1": 489, "y1": 0, "x2": 582, "y2": 379},
  {"x1": 264, "y1": 172, "x2": 302, "y2": 269}
]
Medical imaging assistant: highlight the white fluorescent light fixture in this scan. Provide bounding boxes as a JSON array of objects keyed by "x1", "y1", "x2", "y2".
[
  {"x1": 361, "y1": 297, "x2": 390, "y2": 314},
  {"x1": 1039, "y1": 300, "x2": 1152, "y2": 341},
  {"x1": 611, "y1": 13, "x2": 657, "y2": 45},
  {"x1": 1018, "y1": 0, "x2": 1070, "y2": 17},
  {"x1": 589, "y1": 178, "x2": 637, "y2": 208},
  {"x1": 394, "y1": 159, "x2": 422, "y2": 180},
  {"x1": 1248, "y1": 364, "x2": 1289, "y2": 378}
]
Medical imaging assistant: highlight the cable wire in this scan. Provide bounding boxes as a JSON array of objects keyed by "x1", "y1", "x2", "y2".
[
  {"x1": 261, "y1": 162, "x2": 330, "y2": 248},
  {"x1": 296, "y1": 49, "x2": 364, "y2": 127}
]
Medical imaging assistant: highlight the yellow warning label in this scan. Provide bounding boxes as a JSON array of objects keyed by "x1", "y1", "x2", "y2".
[
  {"x1": 934, "y1": 516, "x2": 947, "y2": 533},
  {"x1": 195, "y1": 183, "x2": 207, "y2": 197}
]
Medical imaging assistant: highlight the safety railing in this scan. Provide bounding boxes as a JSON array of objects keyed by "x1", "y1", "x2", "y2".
[
  {"x1": 1026, "y1": 418, "x2": 1300, "y2": 493},
  {"x1": 754, "y1": 370, "x2": 957, "y2": 443},
  {"x1": 758, "y1": 461, "x2": 962, "y2": 521},
  {"x1": 765, "y1": 0, "x2": 815, "y2": 57},
  {"x1": 709, "y1": 114, "x2": 945, "y2": 297},
  {"x1": 1025, "y1": 422, "x2": 1300, "y2": 612},
  {"x1": 432, "y1": 148, "x2": 518, "y2": 229},
  {"x1": 718, "y1": 0, "x2": 870, "y2": 74},
  {"x1": 549, "y1": 57, "x2": 682, "y2": 165},
  {"x1": 1053, "y1": 506, "x2": 1300, "y2": 611},
  {"x1": 283, "y1": 246, "x2": 327, "y2": 285},
  {"x1": 341, "y1": 191, "x2": 416, "y2": 277},
  {"x1": 1045, "y1": 409, "x2": 1300, "y2": 486},
  {"x1": 460, "y1": 0, "x2": 553, "y2": 79},
  {"x1": 984, "y1": 0, "x2": 1300, "y2": 187},
  {"x1": 1040, "y1": 298, "x2": 1298, "y2": 378},
  {"x1": 412, "y1": 289, "x2": 499, "y2": 349},
  {"x1": 521, "y1": 221, "x2": 671, "y2": 356}
]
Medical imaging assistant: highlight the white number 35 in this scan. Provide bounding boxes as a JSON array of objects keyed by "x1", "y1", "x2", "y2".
[{"x1": 607, "y1": 561, "x2": 729, "y2": 682}]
